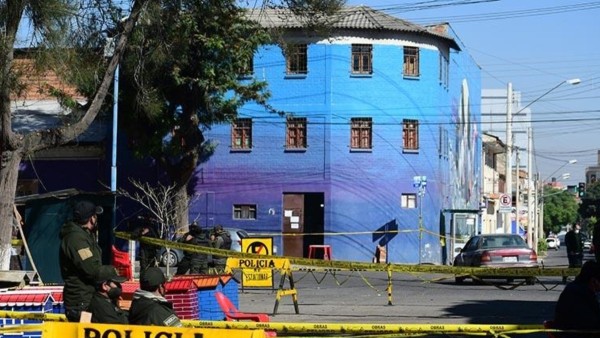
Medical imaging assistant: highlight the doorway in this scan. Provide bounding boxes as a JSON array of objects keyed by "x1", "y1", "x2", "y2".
[{"x1": 282, "y1": 193, "x2": 324, "y2": 257}]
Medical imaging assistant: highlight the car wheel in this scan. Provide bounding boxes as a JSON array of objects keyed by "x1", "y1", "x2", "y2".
[
  {"x1": 526, "y1": 277, "x2": 536, "y2": 285},
  {"x1": 455, "y1": 276, "x2": 465, "y2": 284},
  {"x1": 161, "y1": 250, "x2": 178, "y2": 267}
]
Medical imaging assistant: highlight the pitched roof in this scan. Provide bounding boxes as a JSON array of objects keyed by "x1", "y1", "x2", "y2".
[{"x1": 247, "y1": 5, "x2": 459, "y2": 49}]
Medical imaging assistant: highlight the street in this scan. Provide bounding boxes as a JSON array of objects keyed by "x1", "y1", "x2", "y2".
[{"x1": 237, "y1": 248, "x2": 589, "y2": 336}]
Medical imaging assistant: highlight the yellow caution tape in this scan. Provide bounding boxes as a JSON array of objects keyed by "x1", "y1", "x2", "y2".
[
  {"x1": 43, "y1": 321, "x2": 266, "y2": 338},
  {"x1": 4, "y1": 310, "x2": 599, "y2": 336},
  {"x1": 115, "y1": 232, "x2": 579, "y2": 278},
  {"x1": 0, "y1": 324, "x2": 44, "y2": 333},
  {"x1": 0, "y1": 310, "x2": 67, "y2": 322}
]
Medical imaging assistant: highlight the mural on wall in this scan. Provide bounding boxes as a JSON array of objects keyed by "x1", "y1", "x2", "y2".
[{"x1": 451, "y1": 79, "x2": 480, "y2": 210}]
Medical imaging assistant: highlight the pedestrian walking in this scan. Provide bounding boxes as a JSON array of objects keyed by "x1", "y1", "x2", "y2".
[
  {"x1": 175, "y1": 222, "x2": 209, "y2": 275},
  {"x1": 59, "y1": 200, "x2": 105, "y2": 322},
  {"x1": 211, "y1": 224, "x2": 232, "y2": 273},
  {"x1": 565, "y1": 224, "x2": 584, "y2": 268},
  {"x1": 129, "y1": 267, "x2": 182, "y2": 327},
  {"x1": 87, "y1": 265, "x2": 128, "y2": 324}
]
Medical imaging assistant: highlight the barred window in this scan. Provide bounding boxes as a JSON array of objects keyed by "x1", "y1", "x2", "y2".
[
  {"x1": 403, "y1": 119, "x2": 419, "y2": 150},
  {"x1": 286, "y1": 44, "x2": 308, "y2": 75},
  {"x1": 286, "y1": 117, "x2": 307, "y2": 149},
  {"x1": 403, "y1": 46, "x2": 419, "y2": 77},
  {"x1": 351, "y1": 44, "x2": 372, "y2": 74},
  {"x1": 232, "y1": 118, "x2": 252, "y2": 150},
  {"x1": 350, "y1": 117, "x2": 372, "y2": 149}
]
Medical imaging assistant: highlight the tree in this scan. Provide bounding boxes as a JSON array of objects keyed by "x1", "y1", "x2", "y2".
[
  {"x1": 118, "y1": 0, "x2": 345, "y2": 231},
  {"x1": 0, "y1": 0, "x2": 148, "y2": 269},
  {"x1": 543, "y1": 187, "x2": 579, "y2": 235}
]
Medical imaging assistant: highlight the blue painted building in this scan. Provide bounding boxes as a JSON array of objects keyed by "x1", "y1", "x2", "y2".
[{"x1": 190, "y1": 6, "x2": 481, "y2": 264}]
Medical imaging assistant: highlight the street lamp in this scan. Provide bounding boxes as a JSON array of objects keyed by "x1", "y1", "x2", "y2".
[
  {"x1": 516, "y1": 79, "x2": 581, "y2": 116},
  {"x1": 544, "y1": 159, "x2": 577, "y2": 183},
  {"x1": 505, "y1": 78, "x2": 579, "y2": 234}
]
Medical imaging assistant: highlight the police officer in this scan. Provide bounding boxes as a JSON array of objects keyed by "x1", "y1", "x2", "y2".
[
  {"x1": 59, "y1": 200, "x2": 105, "y2": 322},
  {"x1": 129, "y1": 267, "x2": 182, "y2": 327},
  {"x1": 88, "y1": 265, "x2": 128, "y2": 324},
  {"x1": 211, "y1": 224, "x2": 232, "y2": 273},
  {"x1": 131, "y1": 215, "x2": 160, "y2": 279},
  {"x1": 175, "y1": 222, "x2": 209, "y2": 275}
]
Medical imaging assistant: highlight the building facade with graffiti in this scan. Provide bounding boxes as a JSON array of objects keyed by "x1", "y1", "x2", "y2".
[{"x1": 190, "y1": 6, "x2": 481, "y2": 264}]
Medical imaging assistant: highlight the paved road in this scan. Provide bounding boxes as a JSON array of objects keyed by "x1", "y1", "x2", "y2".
[{"x1": 237, "y1": 249, "x2": 593, "y2": 336}]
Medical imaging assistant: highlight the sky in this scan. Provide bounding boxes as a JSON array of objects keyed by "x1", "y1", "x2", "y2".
[{"x1": 346, "y1": 0, "x2": 600, "y2": 187}]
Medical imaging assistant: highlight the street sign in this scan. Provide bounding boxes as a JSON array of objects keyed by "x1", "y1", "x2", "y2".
[
  {"x1": 241, "y1": 237, "x2": 274, "y2": 288},
  {"x1": 499, "y1": 194, "x2": 512, "y2": 213}
]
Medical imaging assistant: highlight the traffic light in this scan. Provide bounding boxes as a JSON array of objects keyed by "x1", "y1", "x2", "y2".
[{"x1": 578, "y1": 182, "x2": 586, "y2": 197}]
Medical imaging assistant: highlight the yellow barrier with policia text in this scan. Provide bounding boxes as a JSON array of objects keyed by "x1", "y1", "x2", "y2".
[{"x1": 0, "y1": 310, "x2": 568, "y2": 337}]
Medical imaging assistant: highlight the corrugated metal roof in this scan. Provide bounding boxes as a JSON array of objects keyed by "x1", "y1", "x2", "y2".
[
  {"x1": 247, "y1": 5, "x2": 458, "y2": 49},
  {"x1": 0, "y1": 292, "x2": 53, "y2": 306}
]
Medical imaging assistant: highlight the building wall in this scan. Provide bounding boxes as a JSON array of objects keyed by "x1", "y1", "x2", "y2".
[{"x1": 192, "y1": 28, "x2": 481, "y2": 264}]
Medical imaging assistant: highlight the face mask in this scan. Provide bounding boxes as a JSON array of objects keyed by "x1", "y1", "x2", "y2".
[
  {"x1": 107, "y1": 282, "x2": 122, "y2": 300},
  {"x1": 575, "y1": 230, "x2": 580, "y2": 234}
]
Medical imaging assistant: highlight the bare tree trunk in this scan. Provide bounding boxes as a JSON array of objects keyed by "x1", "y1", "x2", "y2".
[
  {"x1": 0, "y1": 150, "x2": 23, "y2": 270},
  {"x1": 0, "y1": 0, "x2": 149, "y2": 268},
  {"x1": 174, "y1": 185, "x2": 189, "y2": 233}
]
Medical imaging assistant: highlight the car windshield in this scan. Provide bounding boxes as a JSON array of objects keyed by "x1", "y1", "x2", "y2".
[
  {"x1": 236, "y1": 230, "x2": 249, "y2": 238},
  {"x1": 481, "y1": 235, "x2": 527, "y2": 248}
]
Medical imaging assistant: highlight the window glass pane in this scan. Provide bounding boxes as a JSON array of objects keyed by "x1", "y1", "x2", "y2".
[
  {"x1": 233, "y1": 204, "x2": 257, "y2": 220},
  {"x1": 232, "y1": 118, "x2": 252, "y2": 149},
  {"x1": 286, "y1": 117, "x2": 307, "y2": 149},
  {"x1": 350, "y1": 117, "x2": 372, "y2": 149}
]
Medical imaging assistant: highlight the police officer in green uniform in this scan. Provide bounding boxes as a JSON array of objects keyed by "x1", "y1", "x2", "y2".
[
  {"x1": 59, "y1": 200, "x2": 105, "y2": 322},
  {"x1": 175, "y1": 223, "x2": 209, "y2": 275},
  {"x1": 211, "y1": 224, "x2": 232, "y2": 273},
  {"x1": 128, "y1": 267, "x2": 182, "y2": 327},
  {"x1": 88, "y1": 265, "x2": 128, "y2": 324}
]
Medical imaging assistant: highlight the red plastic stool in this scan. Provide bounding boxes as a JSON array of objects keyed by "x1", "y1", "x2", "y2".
[{"x1": 308, "y1": 245, "x2": 332, "y2": 260}]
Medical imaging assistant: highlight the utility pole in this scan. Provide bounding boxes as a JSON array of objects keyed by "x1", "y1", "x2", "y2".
[
  {"x1": 414, "y1": 176, "x2": 427, "y2": 264},
  {"x1": 527, "y1": 128, "x2": 534, "y2": 248},
  {"x1": 505, "y1": 82, "x2": 513, "y2": 234},
  {"x1": 515, "y1": 147, "x2": 520, "y2": 235},
  {"x1": 537, "y1": 172, "x2": 543, "y2": 251}
]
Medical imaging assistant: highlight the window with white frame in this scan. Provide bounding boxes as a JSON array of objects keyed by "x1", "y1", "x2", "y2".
[{"x1": 401, "y1": 194, "x2": 417, "y2": 208}]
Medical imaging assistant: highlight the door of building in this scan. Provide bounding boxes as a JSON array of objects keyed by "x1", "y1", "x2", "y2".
[{"x1": 282, "y1": 193, "x2": 324, "y2": 257}]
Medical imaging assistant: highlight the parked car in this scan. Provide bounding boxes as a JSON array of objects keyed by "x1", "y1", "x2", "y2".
[
  {"x1": 453, "y1": 234, "x2": 538, "y2": 285},
  {"x1": 546, "y1": 237, "x2": 560, "y2": 250},
  {"x1": 583, "y1": 234, "x2": 592, "y2": 252},
  {"x1": 159, "y1": 227, "x2": 277, "y2": 267}
]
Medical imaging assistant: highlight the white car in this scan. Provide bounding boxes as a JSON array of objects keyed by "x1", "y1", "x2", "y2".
[{"x1": 546, "y1": 237, "x2": 560, "y2": 250}]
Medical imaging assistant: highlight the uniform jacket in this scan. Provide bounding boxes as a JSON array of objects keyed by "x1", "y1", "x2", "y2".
[
  {"x1": 554, "y1": 279, "x2": 600, "y2": 337},
  {"x1": 89, "y1": 292, "x2": 128, "y2": 324},
  {"x1": 212, "y1": 232, "x2": 231, "y2": 264},
  {"x1": 59, "y1": 221, "x2": 102, "y2": 311},
  {"x1": 128, "y1": 290, "x2": 182, "y2": 327},
  {"x1": 565, "y1": 230, "x2": 583, "y2": 254}
]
